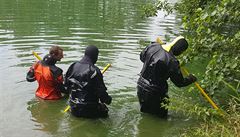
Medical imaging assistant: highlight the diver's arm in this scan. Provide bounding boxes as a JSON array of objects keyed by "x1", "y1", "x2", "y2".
[
  {"x1": 169, "y1": 60, "x2": 196, "y2": 87},
  {"x1": 26, "y1": 63, "x2": 37, "y2": 82},
  {"x1": 95, "y1": 68, "x2": 112, "y2": 105},
  {"x1": 51, "y1": 66, "x2": 68, "y2": 94}
]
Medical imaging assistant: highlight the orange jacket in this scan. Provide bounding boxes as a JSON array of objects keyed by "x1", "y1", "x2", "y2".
[{"x1": 33, "y1": 62, "x2": 63, "y2": 100}]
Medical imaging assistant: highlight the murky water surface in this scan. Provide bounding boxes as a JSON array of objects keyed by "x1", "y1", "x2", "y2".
[{"x1": 0, "y1": 0, "x2": 194, "y2": 136}]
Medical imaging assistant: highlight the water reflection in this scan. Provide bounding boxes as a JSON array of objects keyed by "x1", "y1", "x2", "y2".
[{"x1": 27, "y1": 98, "x2": 65, "y2": 134}]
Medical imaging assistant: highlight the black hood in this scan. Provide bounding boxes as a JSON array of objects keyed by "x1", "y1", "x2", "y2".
[
  {"x1": 84, "y1": 45, "x2": 99, "y2": 64},
  {"x1": 171, "y1": 38, "x2": 188, "y2": 56},
  {"x1": 43, "y1": 54, "x2": 57, "y2": 65}
]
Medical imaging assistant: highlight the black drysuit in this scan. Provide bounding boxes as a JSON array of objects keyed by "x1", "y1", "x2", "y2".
[
  {"x1": 137, "y1": 43, "x2": 195, "y2": 118},
  {"x1": 65, "y1": 46, "x2": 112, "y2": 118}
]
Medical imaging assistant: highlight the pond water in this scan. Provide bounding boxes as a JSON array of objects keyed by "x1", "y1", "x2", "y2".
[{"x1": 0, "y1": 0, "x2": 195, "y2": 137}]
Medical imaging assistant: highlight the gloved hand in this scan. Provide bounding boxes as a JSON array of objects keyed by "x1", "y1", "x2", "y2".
[
  {"x1": 26, "y1": 67, "x2": 36, "y2": 82},
  {"x1": 188, "y1": 74, "x2": 197, "y2": 83}
]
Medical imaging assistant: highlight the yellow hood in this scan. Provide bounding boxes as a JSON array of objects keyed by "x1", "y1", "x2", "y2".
[{"x1": 157, "y1": 36, "x2": 185, "y2": 52}]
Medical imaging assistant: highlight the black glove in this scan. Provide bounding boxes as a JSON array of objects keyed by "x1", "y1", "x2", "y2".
[
  {"x1": 188, "y1": 74, "x2": 197, "y2": 83},
  {"x1": 26, "y1": 68, "x2": 36, "y2": 82}
]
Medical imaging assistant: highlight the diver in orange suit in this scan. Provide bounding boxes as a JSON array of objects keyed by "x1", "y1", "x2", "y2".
[{"x1": 26, "y1": 46, "x2": 67, "y2": 100}]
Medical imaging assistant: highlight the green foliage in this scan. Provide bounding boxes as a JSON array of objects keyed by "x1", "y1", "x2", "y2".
[
  {"x1": 174, "y1": 0, "x2": 240, "y2": 136},
  {"x1": 168, "y1": 96, "x2": 221, "y2": 121},
  {"x1": 142, "y1": 0, "x2": 173, "y2": 17},
  {"x1": 143, "y1": 0, "x2": 240, "y2": 102},
  {"x1": 175, "y1": 0, "x2": 240, "y2": 102},
  {"x1": 168, "y1": 92, "x2": 240, "y2": 136},
  {"x1": 143, "y1": 0, "x2": 240, "y2": 136},
  {"x1": 178, "y1": 98, "x2": 240, "y2": 137}
]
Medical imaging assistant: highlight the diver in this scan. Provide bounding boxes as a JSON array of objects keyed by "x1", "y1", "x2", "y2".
[
  {"x1": 26, "y1": 46, "x2": 67, "y2": 100},
  {"x1": 137, "y1": 36, "x2": 197, "y2": 118},
  {"x1": 65, "y1": 45, "x2": 112, "y2": 118}
]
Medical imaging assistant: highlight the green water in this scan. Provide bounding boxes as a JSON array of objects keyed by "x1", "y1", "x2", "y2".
[{"x1": 0, "y1": 0, "x2": 196, "y2": 136}]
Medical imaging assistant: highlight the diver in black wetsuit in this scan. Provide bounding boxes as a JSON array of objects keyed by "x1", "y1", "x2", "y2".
[
  {"x1": 137, "y1": 36, "x2": 197, "y2": 118},
  {"x1": 65, "y1": 45, "x2": 112, "y2": 118}
]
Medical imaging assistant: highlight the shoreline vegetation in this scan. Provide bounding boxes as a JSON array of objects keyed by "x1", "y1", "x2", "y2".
[{"x1": 142, "y1": 0, "x2": 240, "y2": 136}]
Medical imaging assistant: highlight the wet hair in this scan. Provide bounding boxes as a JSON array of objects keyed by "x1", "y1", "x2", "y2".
[
  {"x1": 84, "y1": 45, "x2": 99, "y2": 64},
  {"x1": 171, "y1": 38, "x2": 188, "y2": 56},
  {"x1": 49, "y1": 46, "x2": 63, "y2": 56}
]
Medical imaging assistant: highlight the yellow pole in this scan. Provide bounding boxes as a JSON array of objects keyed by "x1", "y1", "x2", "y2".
[
  {"x1": 101, "y1": 64, "x2": 111, "y2": 74},
  {"x1": 63, "y1": 63, "x2": 112, "y2": 113},
  {"x1": 32, "y1": 51, "x2": 42, "y2": 60},
  {"x1": 156, "y1": 37, "x2": 164, "y2": 45},
  {"x1": 155, "y1": 37, "x2": 221, "y2": 111},
  {"x1": 181, "y1": 67, "x2": 220, "y2": 110},
  {"x1": 63, "y1": 105, "x2": 71, "y2": 113}
]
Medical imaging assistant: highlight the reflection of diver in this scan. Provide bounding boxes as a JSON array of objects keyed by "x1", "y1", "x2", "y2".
[
  {"x1": 27, "y1": 98, "x2": 65, "y2": 134},
  {"x1": 136, "y1": 112, "x2": 193, "y2": 137}
]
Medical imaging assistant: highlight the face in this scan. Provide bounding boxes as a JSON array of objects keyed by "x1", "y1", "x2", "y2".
[{"x1": 55, "y1": 50, "x2": 63, "y2": 61}]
